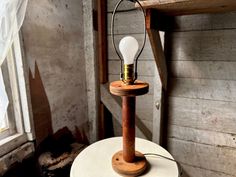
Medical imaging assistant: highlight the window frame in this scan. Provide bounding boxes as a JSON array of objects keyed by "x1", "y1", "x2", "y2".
[
  {"x1": 0, "y1": 30, "x2": 34, "y2": 157},
  {"x1": 0, "y1": 44, "x2": 23, "y2": 140}
]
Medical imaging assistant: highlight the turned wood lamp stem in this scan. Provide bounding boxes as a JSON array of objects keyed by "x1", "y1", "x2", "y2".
[
  {"x1": 110, "y1": 81, "x2": 149, "y2": 176},
  {"x1": 122, "y1": 96, "x2": 135, "y2": 162}
]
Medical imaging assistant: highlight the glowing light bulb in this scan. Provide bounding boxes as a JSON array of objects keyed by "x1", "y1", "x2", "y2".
[{"x1": 119, "y1": 36, "x2": 139, "y2": 64}]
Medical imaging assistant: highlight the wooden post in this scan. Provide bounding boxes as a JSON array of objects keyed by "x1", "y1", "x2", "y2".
[
  {"x1": 97, "y1": 0, "x2": 108, "y2": 140},
  {"x1": 145, "y1": 9, "x2": 168, "y2": 145},
  {"x1": 146, "y1": 9, "x2": 168, "y2": 90},
  {"x1": 98, "y1": 0, "x2": 108, "y2": 84}
]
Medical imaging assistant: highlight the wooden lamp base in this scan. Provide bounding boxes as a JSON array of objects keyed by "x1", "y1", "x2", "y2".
[
  {"x1": 110, "y1": 80, "x2": 149, "y2": 177},
  {"x1": 112, "y1": 151, "x2": 147, "y2": 177}
]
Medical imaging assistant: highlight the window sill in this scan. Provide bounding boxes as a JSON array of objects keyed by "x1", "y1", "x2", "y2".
[
  {"x1": 0, "y1": 141, "x2": 34, "y2": 176},
  {"x1": 0, "y1": 133, "x2": 30, "y2": 157}
]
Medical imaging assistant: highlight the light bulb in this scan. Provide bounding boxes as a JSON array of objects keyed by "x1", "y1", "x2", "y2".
[{"x1": 119, "y1": 36, "x2": 139, "y2": 64}]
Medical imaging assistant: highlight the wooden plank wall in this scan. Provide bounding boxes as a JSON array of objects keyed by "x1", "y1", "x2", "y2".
[
  {"x1": 166, "y1": 12, "x2": 236, "y2": 177},
  {"x1": 106, "y1": 1, "x2": 163, "y2": 140}
]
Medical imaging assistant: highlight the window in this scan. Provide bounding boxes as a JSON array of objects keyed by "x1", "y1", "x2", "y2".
[
  {"x1": 0, "y1": 46, "x2": 21, "y2": 141},
  {"x1": 0, "y1": 31, "x2": 33, "y2": 157}
]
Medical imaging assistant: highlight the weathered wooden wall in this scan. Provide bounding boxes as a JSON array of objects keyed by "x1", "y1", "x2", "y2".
[
  {"x1": 166, "y1": 12, "x2": 236, "y2": 177},
  {"x1": 106, "y1": 1, "x2": 163, "y2": 140}
]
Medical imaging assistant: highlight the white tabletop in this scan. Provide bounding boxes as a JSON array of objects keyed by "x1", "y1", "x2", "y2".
[{"x1": 70, "y1": 137, "x2": 178, "y2": 177}]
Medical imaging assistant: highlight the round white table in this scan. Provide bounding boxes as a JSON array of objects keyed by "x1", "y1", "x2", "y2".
[{"x1": 70, "y1": 137, "x2": 178, "y2": 177}]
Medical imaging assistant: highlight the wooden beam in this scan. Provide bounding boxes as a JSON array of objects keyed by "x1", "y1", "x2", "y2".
[
  {"x1": 145, "y1": 9, "x2": 168, "y2": 145},
  {"x1": 83, "y1": 0, "x2": 100, "y2": 143},
  {"x1": 146, "y1": 31, "x2": 167, "y2": 89},
  {"x1": 152, "y1": 72, "x2": 165, "y2": 145},
  {"x1": 138, "y1": 0, "x2": 236, "y2": 16},
  {"x1": 98, "y1": 0, "x2": 108, "y2": 84},
  {"x1": 152, "y1": 77, "x2": 168, "y2": 146},
  {"x1": 97, "y1": 0, "x2": 109, "y2": 140},
  {"x1": 146, "y1": 9, "x2": 168, "y2": 90}
]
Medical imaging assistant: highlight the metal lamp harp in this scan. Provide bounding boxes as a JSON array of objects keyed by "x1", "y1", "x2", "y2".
[{"x1": 111, "y1": 0, "x2": 146, "y2": 85}]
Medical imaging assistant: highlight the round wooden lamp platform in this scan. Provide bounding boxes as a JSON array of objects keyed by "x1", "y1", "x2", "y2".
[
  {"x1": 110, "y1": 80, "x2": 149, "y2": 97},
  {"x1": 110, "y1": 80, "x2": 149, "y2": 177},
  {"x1": 112, "y1": 150, "x2": 147, "y2": 176}
]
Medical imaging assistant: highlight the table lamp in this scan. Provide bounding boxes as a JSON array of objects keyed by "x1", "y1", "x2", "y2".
[{"x1": 109, "y1": 0, "x2": 149, "y2": 176}]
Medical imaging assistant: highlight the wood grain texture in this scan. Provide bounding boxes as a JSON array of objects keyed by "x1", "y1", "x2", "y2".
[
  {"x1": 110, "y1": 80, "x2": 149, "y2": 97},
  {"x1": 172, "y1": 12, "x2": 236, "y2": 31},
  {"x1": 122, "y1": 96, "x2": 136, "y2": 162},
  {"x1": 169, "y1": 61, "x2": 236, "y2": 80},
  {"x1": 136, "y1": 95, "x2": 153, "y2": 122},
  {"x1": 165, "y1": 11, "x2": 236, "y2": 177},
  {"x1": 109, "y1": 75, "x2": 154, "y2": 95},
  {"x1": 138, "y1": 0, "x2": 236, "y2": 15},
  {"x1": 168, "y1": 138, "x2": 236, "y2": 176},
  {"x1": 168, "y1": 97, "x2": 236, "y2": 134},
  {"x1": 103, "y1": 84, "x2": 154, "y2": 123},
  {"x1": 83, "y1": 0, "x2": 100, "y2": 142},
  {"x1": 166, "y1": 30, "x2": 236, "y2": 61},
  {"x1": 151, "y1": 12, "x2": 236, "y2": 32},
  {"x1": 169, "y1": 125, "x2": 236, "y2": 148},
  {"x1": 181, "y1": 163, "x2": 235, "y2": 177},
  {"x1": 145, "y1": 10, "x2": 168, "y2": 145},
  {"x1": 108, "y1": 3, "x2": 236, "y2": 32},
  {"x1": 146, "y1": 28, "x2": 167, "y2": 89},
  {"x1": 112, "y1": 151, "x2": 147, "y2": 176},
  {"x1": 98, "y1": 0, "x2": 108, "y2": 84},
  {"x1": 152, "y1": 70, "x2": 163, "y2": 144},
  {"x1": 169, "y1": 78, "x2": 236, "y2": 102}
]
